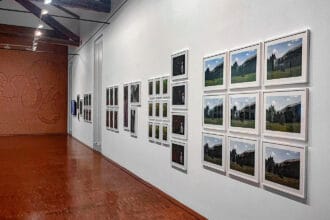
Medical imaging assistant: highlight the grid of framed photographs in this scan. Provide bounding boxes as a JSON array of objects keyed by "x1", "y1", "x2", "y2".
[
  {"x1": 148, "y1": 75, "x2": 170, "y2": 146},
  {"x1": 171, "y1": 49, "x2": 189, "y2": 172},
  {"x1": 201, "y1": 30, "x2": 309, "y2": 199},
  {"x1": 83, "y1": 93, "x2": 92, "y2": 123},
  {"x1": 106, "y1": 86, "x2": 119, "y2": 132}
]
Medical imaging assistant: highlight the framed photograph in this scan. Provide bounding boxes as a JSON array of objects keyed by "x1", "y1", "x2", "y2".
[
  {"x1": 148, "y1": 122, "x2": 153, "y2": 142},
  {"x1": 171, "y1": 140, "x2": 187, "y2": 171},
  {"x1": 79, "y1": 99, "x2": 83, "y2": 116},
  {"x1": 264, "y1": 30, "x2": 309, "y2": 86},
  {"x1": 130, "y1": 107, "x2": 138, "y2": 137},
  {"x1": 162, "y1": 123, "x2": 170, "y2": 146},
  {"x1": 130, "y1": 82, "x2": 141, "y2": 106},
  {"x1": 114, "y1": 86, "x2": 119, "y2": 107},
  {"x1": 148, "y1": 79, "x2": 154, "y2": 98},
  {"x1": 262, "y1": 141, "x2": 306, "y2": 198},
  {"x1": 229, "y1": 92, "x2": 259, "y2": 134},
  {"x1": 171, "y1": 112, "x2": 187, "y2": 140},
  {"x1": 110, "y1": 110, "x2": 114, "y2": 129},
  {"x1": 172, "y1": 49, "x2": 188, "y2": 81},
  {"x1": 228, "y1": 136, "x2": 259, "y2": 183},
  {"x1": 106, "y1": 88, "x2": 110, "y2": 106},
  {"x1": 263, "y1": 89, "x2": 308, "y2": 141},
  {"x1": 106, "y1": 109, "x2": 110, "y2": 129},
  {"x1": 162, "y1": 100, "x2": 169, "y2": 121},
  {"x1": 123, "y1": 83, "x2": 130, "y2": 131},
  {"x1": 154, "y1": 122, "x2": 161, "y2": 144},
  {"x1": 155, "y1": 78, "x2": 161, "y2": 97},
  {"x1": 155, "y1": 102, "x2": 161, "y2": 119},
  {"x1": 202, "y1": 132, "x2": 225, "y2": 172},
  {"x1": 109, "y1": 87, "x2": 113, "y2": 106},
  {"x1": 229, "y1": 43, "x2": 261, "y2": 89},
  {"x1": 203, "y1": 94, "x2": 225, "y2": 131},
  {"x1": 76, "y1": 94, "x2": 80, "y2": 110},
  {"x1": 172, "y1": 81, "x2": 187, "y2": 110},
  {"x1": 114, "y1": 110, "x2": 118, "y2": 131},
  {"x1": 203, "y1": 52, "x2": 226, "y2": 91},
  {"x1": 148, "y1": 101, "x2": 154, "y2": 119},
  {"x1": 162, "y1": 76, "x2": 170, "y2": 97}
]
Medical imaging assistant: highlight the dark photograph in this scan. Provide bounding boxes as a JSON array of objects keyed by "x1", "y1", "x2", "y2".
[
  {"x1": 172, "y1": 84, "x2": 185, "y2": 106},
  {"x1": 114, "y1": 87, "x2": 118, "y2": 106},
  {"x1": 172, "y1": 115, "x2": 185, "y2": 136},
  {"x1": 148, "y1": 80, "x2": 153, "y2": 96},
  {"x1": 163, "y1": 78, "x2": 168, "y2": 95},
  {"x1": 130, "y1": 108, "x2": 136, "y2": 134},
  {"x1": 110, "y1": 88, "x2": 113, "y2": 106},
  {"x1": 156, "y1": 79, "x2": 160, "y2": 95},
  {"x1": 124, "y1": 85, "x2": 129, "y2": 128},
  {"x1": 172, "y1": 53, "x2": 186, "y2": 77},
  {"x1": 203, "y1": 134, "x2": 223, "y2": 166},
  {"x1": 172, "y1": 143, "x2": 185, "y2": 166},
  {"x1": 106, "y1": 88, "x2": 110, "y2": 106},
  {"x1": 130, "y1": 83, "x2": 140, "y2": 104},
  {"x1": 229, "y1": 139, "x2": 255, "y2": 176}
]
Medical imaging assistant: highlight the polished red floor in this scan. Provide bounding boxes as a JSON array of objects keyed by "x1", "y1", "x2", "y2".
[{"x1": 0, "y1": 135, "x2": 205, "y2": 219}]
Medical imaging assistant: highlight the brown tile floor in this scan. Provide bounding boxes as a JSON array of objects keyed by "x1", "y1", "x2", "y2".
[{"x1": 0, "y1": 135, "x2": 205, "y2": 220}]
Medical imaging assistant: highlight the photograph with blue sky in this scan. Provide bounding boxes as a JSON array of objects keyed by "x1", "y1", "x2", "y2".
[
  {"x1": 230, "y1": 139, "x2": 255, "y2": 154},
  {"x1": 267, "y1": 38, "x2": 302, "y2": 59},
  {"x1": 204, "y1": 97, "x2": 223, "y2": 109},
  {"x1": 231, "y1": 49, "x2": 257, "y2": 66},
  {"x1": 266, "y1": 95, "x2": 301, "y2": 111},
  {"x1": 265, "y1": 147, "x2": 300, "y2": 164},
  {"x1": 230, "y1": 96, "x2": 255, "y2": 111},
  {"x1": 204, "y1": 135, "x2": 222, "y2": 149},
  {"x1": 204, "y1": 56, "x2": 224, "y2": 72}
]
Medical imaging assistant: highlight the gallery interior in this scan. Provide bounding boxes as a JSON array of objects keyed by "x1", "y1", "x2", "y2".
[{"x1": 0, "y1": 0, "x2": 330, "y2": 219}]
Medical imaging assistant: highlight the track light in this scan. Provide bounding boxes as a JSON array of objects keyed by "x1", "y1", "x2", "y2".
[
  {"x1": 44, "y1": 0, "x2": 52, "y2": 4},
  {"x1": 41, "y1": 9, "x2": 48, "y2": 15}
]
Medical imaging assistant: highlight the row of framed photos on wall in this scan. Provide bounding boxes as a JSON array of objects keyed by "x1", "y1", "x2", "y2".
[
  {"x1": 203, "y1": 30, "x2": 309, "y2": 90},
  {"x1": 148, "y1": 76, "x2": 170, "y2": 98},
  {"x1": 148, "y1": 122, "x2": 169, "y2": 146}
]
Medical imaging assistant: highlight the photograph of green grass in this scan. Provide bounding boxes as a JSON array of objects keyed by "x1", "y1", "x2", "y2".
[
  {"x1": 265, "y1": 94, "x2": 301, "y2": 133},
  {"x1": 203, "y1": 96, "x2": 223, "y2": 128},
  {"x1": 203, "y1": 134, "x2": 223, "y2": 168},
  {"x1": 231, "y1": 48, "x2": 257, "y2": 84},
  {"x1": 265, "y1": 145, "x2": 301, "y2": 190},
  {"x1": 267, "y1": 38, "x2": 303, "y2": 80},
  {"x1": 229, "y1": 138, "x2": 256, "y2": 176},
  {"x1": 230, "y1": 96, "x2": 256, "y2": 129},
  {"x1": 204, "y1": 54, "x2": 224, "y2": 88}
]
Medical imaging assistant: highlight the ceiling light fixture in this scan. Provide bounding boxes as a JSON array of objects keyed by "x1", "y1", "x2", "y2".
[
  {"x1": 41, "y1": 9, "x2": 48, "y2": 15},
  {"x1": 38, "y1": 24, "x2": 44, "y2": 29},
  {"x1": 44, "y1": 0, "x2": 52, "y2": 4}
]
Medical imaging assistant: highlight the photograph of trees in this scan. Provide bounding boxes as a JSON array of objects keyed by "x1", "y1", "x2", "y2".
[
  {"x1": 172, "y1": 54, "x2": 185, "y2": 77},
  {"x1": 204, "y1": 56, "x2": 224, "y2": 87},
  {"x1": 203, "y1": 135, "x2": 223, "y2": 166},
  {"x1": 203, "y1": 96, "x2": 223, "y2": 126},
  {"x1": 230, "y1": 96, "x2": 256, "y2": 128},
  {"x1": 231, "y1": 49, "x2": 257, "y2": 84},
  {"x1": 229, "y1": 139, "x2": 255, "y2": 176},
  {"x1": 265, "y1": 146, "x2": 300, "y2": 190},
  {"x1": 267, "y1": 38, "x2": 302, "y2": 80},
  {"x1": 266, "y1": 95, "x2": 301, "y2": 133}
]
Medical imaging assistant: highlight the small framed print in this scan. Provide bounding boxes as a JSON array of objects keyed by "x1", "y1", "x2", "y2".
[
  {"x1": 148, "y1": 101, "x2": 154, "y2": 119},
  {"x1": 130, "y1": 107, "x2": 138, "y2": 137},
  {"x1": 106, "y1": 88, "x2": 110, "y2": 106},
  {"x1": 203, "y1": 94, "x2": 225, "y2": 131},
  {"x1": 148, "y1": 79, "x2": 154, "y2": 98},
  {"x1": 263, "y1": 89, "x2": 308, "y2": 141},
  {"x1": 172, "y1": 81, "x2": 187, "y2": 110},
  {"x1": 114, "y1": 86, "x2": 119, "y2": 107},
  {"x1": 154, "y1": 122, "x2": 161, "y2": 144},
  {"x1": 106, "y1": 109, "x2": 110, "y2": 129},
  {"x1": 171, "y1": 112, "x2": 187, "y2": 140},
  {"x1": 162, "y1": 100, "x2": 169, "y2": 121},
  {"x1": 123, "y1": 83, "x2": 130, "y2": 131},
  {"x1": 171, "y1": 140, "x2": 187, "y2": 171},
  {"x1": 229, "y1": 92, "x2": 260, "y2": 134},
  {"x1": 155, "y1": 102, "x2": 161, "y2": 119},
  {"x1": 172, "y1": 49, "x2": 188, "y2": 81},
  {"x1": 203, "y1": 52, "x2": 226, "y2": 91},
  {"x1": 110, "y1": 110, "x2": 114, "y2": 129},
  {"x1": 202, "y1": 132, "x2": 225, "y2": 172},
  {"x1": 110, "y1": 88, "x2": 114, "y2": 106},
  {"x1": 148, "y1": 122, "x2": 153, "y2": 142},
  {"x1": 162, "y1": 76, "x2": 170, "y2": 97},
  {"x1": 155, "y1": 78, "x2": 161, "y2": 97},
  {"x1": 130, "y1": 82, "x2": 141, "y2": 106},
  {"x1": 113, "y1": 109, "x2": 118, "y2": 132},
  {"x1": 228, "y1": 136, "x2": 259, "y2": 183},
  {"x1": 79, "y1": 99, "x2": 83, "y2": 116},
  {"x1": 162, "y1": 123, "x2": 170, "y2": 146},
  {"x1": 262, "y1": 141, "x2": 306, "y2": 198},
  {"x1": 264, "y1": 30, "x2": 309, "y2": 86},
  {"x1": 229, "y1": 43, "x2": 261, "y2": 89}
]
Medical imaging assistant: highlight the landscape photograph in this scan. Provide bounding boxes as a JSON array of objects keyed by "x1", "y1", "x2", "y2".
[
  {"x1": 203, "y1": 134, "x2": 223, "y2": 167},
  {"x1": 162, "y1": 102, "x2": 168, "y2": 118},
  {"x1": 265, "y1": 145, "x2": 301, "y2": 190},
  {"x1": 172, "y1": 54, "x2": 186, "y2": 77},
  {"x1": 162, "y1": 125, "x2": 168, "y2": 141},
  {"x1": 130, "y1": 83, "x2": 140, "y2": 104},
  {"x1": 172, "y1": 143, "x2": 185, "y2": 166},
  {"x1": 229, "y1": 138, "x2": 255, "y2": 176},
  {"x1": 265, "y1": 94, "x2": 301, "y2": 133},
  {"x1": 172, "y1": 84, "x2": 186, "y2": 106},
  {"x1": 203, "y1": 96, "x2": 223, "y2": 126},
  {"x1": 231, "y1": 48, "x2": 257, "y2": 84},
  {"x1": 172, "y1": 115, "x2": 185, "y2": 136},
  {"x1": 267, "y1": 37, "x2": 303, "y2": 80},
  {"x1": 204, "y1": 55, "x2": 224, "y2": 87},
  {"x1": 230, "y1": 96, "x2": 256, "y2": 129}
]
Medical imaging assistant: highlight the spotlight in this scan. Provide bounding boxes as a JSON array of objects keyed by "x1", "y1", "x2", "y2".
[
  {"x1": 44, "y1": 0, "x2": 52, "y2": 4},
  {"x1": 41, "y1": 9, "x2": 48, "y2": 15},
  {"x1": 38, "y1": 24, "x2": 44, "y2": 29}
]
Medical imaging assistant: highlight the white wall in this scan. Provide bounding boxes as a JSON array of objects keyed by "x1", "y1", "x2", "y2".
[{"x1": 70, "y1": 0, "x2": 330, "y2": 219}]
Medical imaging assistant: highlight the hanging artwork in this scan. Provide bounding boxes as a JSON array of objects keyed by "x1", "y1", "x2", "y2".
[{"x1": 203, "y1": 52, "x2": 226, "y2": 91}]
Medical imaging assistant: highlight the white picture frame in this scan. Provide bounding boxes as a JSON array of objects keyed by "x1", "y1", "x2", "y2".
[
  {"x1": 171, "y1": 111, "x2": 188, "y2": 140},
  {"x1": 202, "y1": 132, "x2": 226, "y2": 172},
  {"x1": 264, "y1": 30, "x2": 309, "y2": 86},
  {"x1": 227, "y1": 136, "x2": 259, "y2": 183},
  {"x1": 123, "y1": 83, "x2": 130, "y2": 131},
  {"x1": 154, "y1": 122, "x2": 162, "y2": 144},
  {"x1": 229, "y1": 43, "x2": 261, "y2": 89},
  {"x1": 263, "y1": 88, "x2": 308, "y2": 141},
  {"x1": 148, "y1": 78, "x2": 154, "y2": 99},
  {"x1": 229, "y1": 92, "x2": 260, "y2": 135},
  {"x1": 162, "y1": 123, "x2": 170, "y2": 146},
  {"x1": 148, "y1": 101, "x2": 154, "y2": 119},
  {"x1": 130, "y1": 107, "x2": 138, "y2": 137},
  {"x1": 130, "y1": 81, "x2": 141, "y2": 106},
  {"x1": 155, "y1": 77, "x2": 162, "y2": 98},
  {"x1": 203, "y1": 52, "x2": 227, "y2": 91},
  {"x1": 155, "y1": 101, "x2": 161, "y2": 120},
  {"x1": 162, "y1": 76, "x2": 170, "y2": 98},
  {"x1": 162, "y1": 100, "x2": 170, "y2": 121},
  {"x1": 262, "y1": 141, "x2": 306, "y2": 198},
  {"x1": 171, "y1": 140, "x2": 187, "y2": 171},
  {"x1": 171, "y1": 81, "x2": 188, "y2": 110},
  {"x1": 203, "y1": 94, "x2": 226, "y2": 131},
  {"x1": 171, "y1": 49, "x2": 188, "y2": 81}
]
